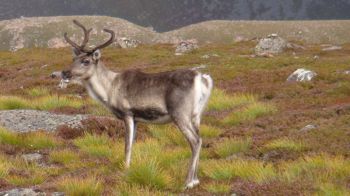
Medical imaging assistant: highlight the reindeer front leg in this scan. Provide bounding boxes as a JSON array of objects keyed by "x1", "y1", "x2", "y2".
[{"x1": 124, "y1": 116, "x2": 135, "y2": 168}]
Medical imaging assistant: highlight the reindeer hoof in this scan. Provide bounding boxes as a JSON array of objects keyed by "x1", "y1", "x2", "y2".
[{"x1": 185, "y1": 179, "x2": 200, "y2": 189}]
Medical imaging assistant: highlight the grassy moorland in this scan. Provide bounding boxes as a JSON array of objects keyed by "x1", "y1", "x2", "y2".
[{"x1": 0, "y1": 42, "x2": 349, "y2": 195}]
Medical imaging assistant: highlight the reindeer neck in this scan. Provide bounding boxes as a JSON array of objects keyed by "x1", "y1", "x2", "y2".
[{"x1": 84, "y1": 62, "x2": 117, "y2": 104}]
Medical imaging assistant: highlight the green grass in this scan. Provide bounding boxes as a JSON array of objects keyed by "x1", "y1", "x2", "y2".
[
  {"x1": 26, "y1": 86, "x2": 50, "y2": 97},
  {"x1": 203, "y1": 182, "x2": 231, "y2": 194},
  {"x1": 0, "y1": 95, "x2": 84, "y2": 111},
  {"x1": 125, "y1": 159, "x2": 172, "y2": 190},
  {"x1": 57, "y1": 176, "x2": 103, "y2": 196},
  {"x1": 74, "y1": 133, "x2": 115, "y2": 158},
  {"x1": 49, "y1": 149, "x2": 80, "y2": 165},
  {"x1": 263, "y1": 138, "x2": 305, "y2": 152},
  {"x1": 213, "y1": 138, "x2": 252, "y2": 158},
  {"x1": 199, "y1": 124, "x2": 223, "y2": 139},
  {"x1": 148, "y1": 125, "x2": 187, "y2": 147},
  {"x1": 316, "y1": 183, "x2": 350, "y2": 196},
  {"x1": 0, "y1": 127, "x2": 60, "y2": 149},
  {"x1": 114, "y1": 182, "x2": 167, "y2": 196},
  {"x1": 281, "y1": 154, "x2": 350, "y2": 184},
  {"x1": 222, "y1": 102, "x2": 277, "y2": 125},
  {"x1": 201, "y1": 159, "x2": 276, "y2": 183},
  {"x1": 0, "y1": 154, "x2": 11, "y2": 178},
  {"x1": 207, "y1": 89, "x2": 257, "y2": 111}
]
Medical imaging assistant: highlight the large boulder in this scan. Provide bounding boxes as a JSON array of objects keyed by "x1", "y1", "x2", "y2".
[
  {"x1": 175, "y1": 39, "x2": 198, "y2": 55},
  {"x1": 255, "y1": 34, "x2": 287, "y2": 56},
  {"x1": 287, "y1": 68, "x2": 317, "y2": 82},
  {"x1": 117, "y1": 37, "x2": 141, "y2": 48}
]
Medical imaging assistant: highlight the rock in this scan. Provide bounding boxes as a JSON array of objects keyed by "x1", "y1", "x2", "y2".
[
  {"x1": 117, "y1": 37, "x2": 140, "y2": 48},
  {"x1": 255, "y1": 34, "x2": 287, "y2": 56},
  {"x1": 21, "y1": 153, "x2": 43, "y2": 163},
  {"x1": 175, "y1": 39, "x2": 198, "y2": 55},
  {"x1": 0, "y1": 188, "x2": 46, "y2": 196},
  {"x1": 322, "y1": 45, "x2": 342, "y2": 51},
  {"x1": 200, "y1": 54, "x2": 219, "y2": 59},
  {"x1": 234, "y1": 35, "x2": 248, "y2": 43},
  {"x1": 287, "y1": 43, "x2": 306, "y2": 50},
  {"x1": 262, "y1": 150, "x2": 280, "y2": 162},
  {"x1": 300, "y1": 124, "x2": 317, "y2": 132},
  {"x1": 51, "y1": 192, "x2": 65, "y2": 196},
  {"x1": 344, "y1": 70, "x2": 350, "y2": 75},
  {"x1": 0, "y1": 110, "x2": 87, "y2": 133},
  {"x1": 286, "y1": 68, "x2": 317, "y2": 82},
  {"x1": 313, "y1": 55, "x2": 320, "y2": 60},
  {"x1": 50, "y1": 71, "x2": 62, "y2": 79}
]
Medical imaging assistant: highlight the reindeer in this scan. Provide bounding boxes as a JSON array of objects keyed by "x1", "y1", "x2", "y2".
[{"x1": 61, "y1": 20, "x2": 213, "y2": 189}]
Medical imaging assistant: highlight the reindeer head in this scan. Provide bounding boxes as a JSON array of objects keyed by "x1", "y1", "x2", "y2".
[{"x1": 61, "y1": 20, "x2": 115, "y2": 85}]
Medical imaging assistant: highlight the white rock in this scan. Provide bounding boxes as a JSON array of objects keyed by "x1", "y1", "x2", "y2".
[
  {"x1": 0, "y1": 188, "x2": 46, "y2": 196},
  {"x1": 117, "y1": 37, "x2": 140, "y2": 48},
  {"x1": 300, "y1": 124, "x2": 317, "y2": 132},
  {"x1": 287, "y1": 68, "x2": 317, "y2": 82},
  {"x1": 22, "y1": 153, "x2": 43, "y2": 162},
  {"x1": 322, "y1": 46, "x2": 342, "y2": 51},
  {"x1": 175, "y1": 39, "x2": 198, "y2": 55}
]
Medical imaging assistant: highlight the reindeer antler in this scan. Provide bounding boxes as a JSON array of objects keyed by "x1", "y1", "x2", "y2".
[{"x1": 64, "y1": 20, "x2": 115, "y2": 53}]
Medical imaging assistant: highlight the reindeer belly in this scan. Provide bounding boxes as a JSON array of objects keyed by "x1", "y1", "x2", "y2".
[{"x1": 132, "y1": 108, "x2": 171, "y2": 124}]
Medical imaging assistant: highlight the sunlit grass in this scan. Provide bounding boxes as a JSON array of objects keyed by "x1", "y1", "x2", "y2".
[
  {"x1": 203, "y1": 182, "x2": 231, "y2": 194},
  {"x1": 263, "y1": 138, "x2": 305, "y2": 152},
  {"x1": 114, "y1": 182, "x2": 167, "y2": 196},
  {"x1": 49, "y1": 149, "x2": 80, "y2": 165},
  {"x1": 200, "y1": 124, "x2": 223, "y2": 139},
  {"x1": 0, "y1": 96, "x2": 30, "y2": 110},
  {"x1": 125, "y1": 158, "x2": 172, "y2": 190},
  {"x1": 0, "y1": 127, "x2": 60, "y2": 149},
  {"x1": 281, "y1": 154, "x2": 350, "y2": 184},
  {"x1": 0, "y1": 95, "x2": 84, "y2": 111},
  {"x1": 0, "y1": 154, "x2": 11, "y2": 178},
  {"x1": 57, "y1": 176, "x2": 103, "y2": 196},
  {"x1": 207, "y1": 89, "x2": 257, "y2": 111},
  {"x1": 26, "y1": 86, "x2": 50, "y2": 97},
  {"x1": 201, "y1": 159, "x2": 276, "y2": 183},
  {"x1": 316, "y1": 183, "x2": 350, "y2": 196},
  {"x1": 222, "y1": 102, "x2": 277, "y2": 125},
  {"x1": 74, "y1": 133, "x2": 114, "y2": 158},
  {"x1": 213, "y1": 138, "x2": 252, "y2": 158},
  {"x1": 148, "y1": 125, "x2": 187, "y2": 147}
]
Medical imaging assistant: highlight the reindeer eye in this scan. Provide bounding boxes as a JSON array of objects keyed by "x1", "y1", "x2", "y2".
[{"x1": 82, "y1": 59, "x2": 90, "y2": 65}]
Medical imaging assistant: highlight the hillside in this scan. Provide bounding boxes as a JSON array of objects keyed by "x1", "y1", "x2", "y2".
[
  {"x1": 1, "y1": 0, "x2": 350, "y2": 31},
  {"x1": 1, "y1": 16, "x2": 350, "y2": 51}
]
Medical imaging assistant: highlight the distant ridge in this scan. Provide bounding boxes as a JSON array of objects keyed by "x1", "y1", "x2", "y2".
[{"x1": 1, "y1": 16, "x2": 350, "y2": 51}]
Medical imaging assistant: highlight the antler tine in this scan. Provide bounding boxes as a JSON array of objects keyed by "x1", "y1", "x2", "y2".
[
  {"x1": 91, "y1": 29, "x2": 115, "y2": 51},
  {"x1": 64, "y1": 32, "x2": 81, "y2": 51},
  {"x1": 72, "y1": 20, "x2": 92, "y2": 50}
]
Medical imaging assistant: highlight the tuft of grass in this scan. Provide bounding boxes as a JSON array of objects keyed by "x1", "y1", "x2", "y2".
[
  {"x1": 0, "y1": 127, "x2": 60, "y2": 149},
  {"x1": 49, "y1": 149, "x2": 80, "y2": 165},
  {"x1": 281, "y1": 154, "x2": 350, "y2": 184},
  {"x1": 26, "y1": 86, "x2": 50, "y2": 97},
  {"x1": 222, "y1": 102, "x2": 277, "y2": 125},
  {"x1": 125, "y1": 159, "x2": 172, "y2": 190},
  {"x1": 199, "y1": 124, "x2": 223, "y2": 139},
  {"x1": 207, "y1": 89, "x2": 257, "y2": 111},
  {"x1": 148, "y1": 125, "x2": 187, "y2": 147},
  {"x1": 203, "y1": 182, "x2": 231, "y2": 194},
  {"x1": 114, "y1": 182, "x2": 166, "y2": 196},
  {"x1": 0, "y1": 154, "x2": 11, "y2": 178},
  {"x1": 214, "y1": 138, "x2": 252, "y2": 158},
  {"x1": 201, "y1": 159, "x2": 276, "y2": 183},
  {"x1": 0, "y1": 96, "x2": 30, "y2": 110},
  {"x1": 57, "y1": 176, "x2": 103, "y2": 196},
  {"x1": 316, "y1": 183, "x2": 350, "y2": 196},
  {"x1": 34, "y1": 95, "x2": 83, "y2": 111},
  {"x1": 263, "y1": 138, "x2": 305, "y2": 152},
  {"x1": 74, "y1": 133, "x2": 114, "y2": 158}
]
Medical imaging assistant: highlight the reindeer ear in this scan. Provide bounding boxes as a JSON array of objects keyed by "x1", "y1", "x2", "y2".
[
  {"x1": 72, "y1": 48, "x2": 80, "y2": 57},
  {"x1": 92, "y1": 50, "x2": 101, "y2": 61}
]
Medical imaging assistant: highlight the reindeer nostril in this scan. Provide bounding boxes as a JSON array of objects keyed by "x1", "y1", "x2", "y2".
[{"x1": 61, "y1": 70, "x2": 72, "y2": 80}]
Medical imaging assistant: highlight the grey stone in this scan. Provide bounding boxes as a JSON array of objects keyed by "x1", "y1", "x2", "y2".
[
  {"x1": 344, "y1": 70, "x2": 350, "y2": 75},
  {"x1": 21, "y1": 153, "x2": 43, "y2": 163},
  {"x1": 0, "y1": 188, "x2": 45, "y2": 196},
  {"x1": 51, "y1": 193, "x2": 65, "y2": 196},
  {"x1": 117, "y1": 37, "x2": 140, "y2": 48},
  {"x1": 0, "y1": 110, "x2": 88, "y2": 133},
  {"x1": 300, "y1": 124, "x2": 317, "y2": 132},
  {"x1": 175, "y1": 40, "x2": 198, "y2": 55},
  {"x1": 322, "y1": 46, "x2": 342, "y2": 51},
  {"x1": 286, "y1": 68, "x2": 317, "y2": 82},
  {"x1": 255, "y1": 34, "x2": 287, "y2": 56}
]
